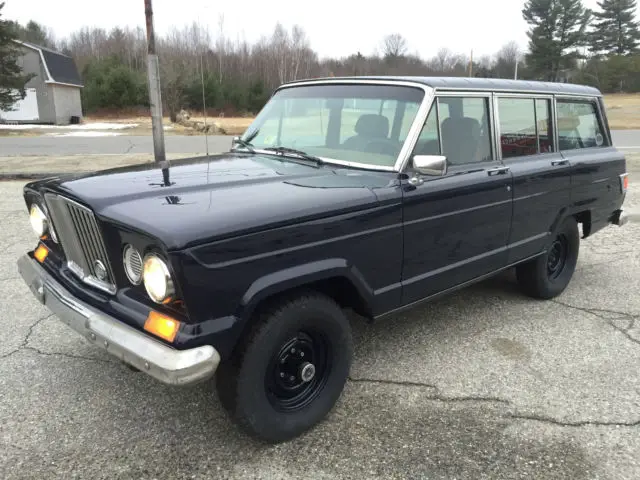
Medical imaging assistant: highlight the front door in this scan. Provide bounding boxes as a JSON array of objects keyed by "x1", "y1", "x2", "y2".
[{"x1": 401, "y1": 95, "x2": 513, "y2": 305}]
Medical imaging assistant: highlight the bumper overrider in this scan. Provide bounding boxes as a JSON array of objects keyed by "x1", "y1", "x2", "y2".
[{"x1": 17, "y1": 254, "x2": 220, "y2": 386}]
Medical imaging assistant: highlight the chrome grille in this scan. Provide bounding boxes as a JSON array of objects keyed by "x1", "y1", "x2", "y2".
[{"x1": 44, "y1": 193, "x2": 116, "y2": 294}]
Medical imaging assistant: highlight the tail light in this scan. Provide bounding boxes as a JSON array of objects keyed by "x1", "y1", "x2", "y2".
[{"x1": 620, "y1": 173, "x2": 628, "y2": 193}]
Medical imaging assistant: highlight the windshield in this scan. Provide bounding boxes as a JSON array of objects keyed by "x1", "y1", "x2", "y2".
[{"x1": 240, "y1": 84, "x2": 425, "y2": 169}]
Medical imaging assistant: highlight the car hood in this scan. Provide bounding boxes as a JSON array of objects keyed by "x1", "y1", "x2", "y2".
[{"x1": 35, "y1": 153, "x2": 389, "y2": 250}]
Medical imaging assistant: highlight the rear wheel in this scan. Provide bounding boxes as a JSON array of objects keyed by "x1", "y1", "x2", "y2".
[
  {"x1": 216, "y1": 292, "x2": 353, "y2": 443},
  {"x1": 516, "y1": 216, "x2": 580, "y2": 299}
]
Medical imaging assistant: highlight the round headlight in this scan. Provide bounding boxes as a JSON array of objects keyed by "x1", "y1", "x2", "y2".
[
  {"x1": 142, "y1": 254, "x2": 175, "y2": 303},
  {"x1": 123, "y1": 245, "x2": 143, "y2": 285},
  {"x1": 29, "y1": 204, "x2": 48, "y2": 237}
]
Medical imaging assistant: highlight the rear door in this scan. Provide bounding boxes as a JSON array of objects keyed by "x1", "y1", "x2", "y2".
[
  {"x1": 401, "y1": 94, "x2": 513, "y2": 305},
  {"x1": 495, "y1": 95, "x2": 571, "y2": 263}
]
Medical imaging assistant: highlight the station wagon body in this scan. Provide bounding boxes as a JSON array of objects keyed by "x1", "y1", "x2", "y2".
[{"x1": 17, "y1": 77, "x2": 628, "y2": 442}]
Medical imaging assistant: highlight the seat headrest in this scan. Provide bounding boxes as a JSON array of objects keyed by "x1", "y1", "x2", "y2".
[
  {"x1": 354, "y1": 114, "x2": 389, "y2": 138},
  {"x1": 558, "y1": 116, "x2": 580, "y2": 130},
  {"x1": 441, "y1": 117, "x2": 481, "y2": 135}
]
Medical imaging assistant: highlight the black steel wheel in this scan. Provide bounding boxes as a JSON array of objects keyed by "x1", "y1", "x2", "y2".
[
  {"x1": 546, "y1": 235, "x2": 568, "y2": 280},
  {"x1": 215, "y1": 292, "x2": 353, "y2": 443},
  {"x1": 266, "y1": 330, "x2": 331, "y2": 413},
  {"x1": 516, "y1": 216, "x2": 580, "y2": 299}
]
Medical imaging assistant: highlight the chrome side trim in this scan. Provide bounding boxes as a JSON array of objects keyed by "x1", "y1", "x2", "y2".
[
  {"x1": 17, "y1": 254, "x2": 220, "y2": 386},
  {"x1": 375, "y1": 252, "x2": 545, "y2": 320}
]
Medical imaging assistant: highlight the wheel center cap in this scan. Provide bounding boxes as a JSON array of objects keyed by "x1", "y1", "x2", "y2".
[{"x1": 299, "y1": 362, "x2": 316, "y2": 382}]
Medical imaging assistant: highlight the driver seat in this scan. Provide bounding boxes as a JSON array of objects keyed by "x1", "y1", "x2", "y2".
[{"x1": 342, "y1": 114, "x2": 390, "y2": 152}]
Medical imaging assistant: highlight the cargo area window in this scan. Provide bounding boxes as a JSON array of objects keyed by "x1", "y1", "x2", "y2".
[
  {"x1": 497, "y1": 97, "x2": 553, "y2": 158},
  {"x1": 557, "y1": 99, "x2": 608, "y2": 150},
  {"x1": 413, "y1": 96, "x2": 493, "y2": 166}
]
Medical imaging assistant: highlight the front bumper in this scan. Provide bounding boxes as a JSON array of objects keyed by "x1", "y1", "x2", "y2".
[{"x1": 17, "y1": 254, "x2": 220, "y2": 386}]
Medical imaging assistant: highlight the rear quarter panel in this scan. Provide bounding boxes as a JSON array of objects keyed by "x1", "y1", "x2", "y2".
[{"x1": 563, "y1": 146, "x2": 626, "y2": 234}]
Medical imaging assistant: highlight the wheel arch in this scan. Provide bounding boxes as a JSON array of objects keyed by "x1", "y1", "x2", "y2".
[
  {"x1": 549, "y1": 206, "x2": 592, "y2": 240},
  {"x1": 237, "y1": 258, "x2": 374, "y2": 323}
]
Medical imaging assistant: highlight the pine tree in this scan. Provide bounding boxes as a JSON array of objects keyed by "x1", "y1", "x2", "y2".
[
  {"x1": 590, "y1": 0, "x2": 640, "y2": 55},
  {"x1": 0, "y1": 3, "x2": 34, "y2": 111},
  {"x1": 523, "y1": 0, "x2": 592, "y2": 81}
]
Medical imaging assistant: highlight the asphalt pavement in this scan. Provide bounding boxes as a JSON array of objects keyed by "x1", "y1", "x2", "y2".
[
  {"x1": 0, "y1": 130, "x2": 639, "y2": 156},
  {"x1": 0, "y1": 134, "x2": 232, "y2": 156},
  {"x1": 1, "y1": 180, "x2": 639, "y2": 479}
]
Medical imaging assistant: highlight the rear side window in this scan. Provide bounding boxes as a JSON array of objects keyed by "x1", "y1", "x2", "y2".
[
  {"x1": 557, "y1": 99, "x2": 607, "y2": 150},
  {"x1": 413, "y1": 96, "x2": 493, "y2": 166},
  {"x1": 498, "y1": 97, "x2": 553, "y2": 158}
]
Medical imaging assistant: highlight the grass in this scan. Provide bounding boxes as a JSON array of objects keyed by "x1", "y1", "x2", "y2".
[
  {"x1": 602, "y1": 94, "x2": 640, "y2": 130},
  {"x1": 81, "y1": 115, "x2": 254, "y2": 136}
]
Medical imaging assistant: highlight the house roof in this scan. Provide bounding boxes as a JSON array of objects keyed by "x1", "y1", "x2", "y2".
[
  {"x1": 282, "y1": 76, "x2": 602, "y2": 97},
  {"x1": 14, "y1": 40, "x2": 83, "y2": 88}
]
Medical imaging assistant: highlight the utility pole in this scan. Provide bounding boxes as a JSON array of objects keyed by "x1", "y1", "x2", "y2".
[{"x1": 144, "y1": 0, "x2": 167, "y2": 166}]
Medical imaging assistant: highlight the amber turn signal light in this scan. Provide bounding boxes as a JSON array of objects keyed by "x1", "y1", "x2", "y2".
[
  {"x1": 144, "y1": 311, "x2": 181, "y2": 343},
  {"x1": 34, "y1": 244, "x2": 49, "y2": 263}
]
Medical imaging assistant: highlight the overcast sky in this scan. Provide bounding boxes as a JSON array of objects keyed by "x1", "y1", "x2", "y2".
[{"x1": 3, "y1": 0, "x2": 628, "y2": 59}]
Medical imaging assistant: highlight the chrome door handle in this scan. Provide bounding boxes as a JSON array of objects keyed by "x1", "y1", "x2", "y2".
[
  {"x1": 551, "y1": 159, "x2": 569, "y2": 166},
  {"x1": 487, "y1": 166, "x2": 510, "y2": 176}
]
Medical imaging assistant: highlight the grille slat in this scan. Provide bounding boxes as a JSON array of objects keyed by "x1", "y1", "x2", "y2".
[
  {"x1": 68, "y1": 207, "x2": 96, "y2": 276},
  {"x1": 44, "y1": 193, "x2": 116, "y2": 294}
]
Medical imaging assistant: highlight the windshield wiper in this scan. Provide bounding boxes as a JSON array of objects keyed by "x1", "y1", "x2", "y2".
[
  {"x1": 263, "y1": 146, "x2": 324, "y2": 166},
  {"x1": 231, "y1": 137, "x2": 255, "y2": 153},
  {"x1": 231, "y1": 128, "x2": 260, "y2": 153}
]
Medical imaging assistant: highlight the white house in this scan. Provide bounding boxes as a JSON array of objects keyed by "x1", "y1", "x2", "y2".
[{"x1": 0, "y1": 41, "x2": 83, "y2": 125}]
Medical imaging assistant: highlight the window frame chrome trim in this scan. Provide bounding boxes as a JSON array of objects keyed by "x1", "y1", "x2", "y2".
[
  {"x1": 554, "y1": 95, "x2": 610, "y2": 150},
  {"x1": 493, "y1": 93, "x2": 557, "y2": 159}
]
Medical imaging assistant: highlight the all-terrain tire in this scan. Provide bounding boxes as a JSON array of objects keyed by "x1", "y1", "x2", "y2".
[
  {"x1": 516, "y1": 216, "x2": 580, "y2": 299},
  {"x1": 215, "y1": 292, "x2": 353, "y2": 443}
]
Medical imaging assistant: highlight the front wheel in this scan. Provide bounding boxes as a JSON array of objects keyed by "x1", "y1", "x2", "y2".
[
  {"x1": 216, "y1": 292, "x2": 353, "y2": 443},
  {"x1": 516, "y1": 216, "x2": 580, "y2": 299}
]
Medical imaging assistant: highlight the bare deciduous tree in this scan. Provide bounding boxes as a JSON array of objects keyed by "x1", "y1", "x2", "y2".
[{"x1": 382, "y1": 33, "x2": 408, "y2": 60}]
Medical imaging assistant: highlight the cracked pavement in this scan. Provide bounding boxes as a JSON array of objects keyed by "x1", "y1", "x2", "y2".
[{"x1": 1, "y1": 178, "x2": 639, "y2": 480}]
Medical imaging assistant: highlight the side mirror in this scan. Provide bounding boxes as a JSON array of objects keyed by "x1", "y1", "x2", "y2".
[
  {"x1": 413, "y1": 155, "x2": 447, "y2": 176},
  {"x1": 232, "y1": 136, "x2": 241, "y2": 146}
]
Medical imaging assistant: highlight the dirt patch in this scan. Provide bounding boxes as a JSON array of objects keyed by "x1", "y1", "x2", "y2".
[{"x1": 603, "y1": 94, "x2": 640, "y2": 130}]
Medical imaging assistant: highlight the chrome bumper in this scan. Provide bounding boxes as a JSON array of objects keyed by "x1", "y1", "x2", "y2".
[
  {"x1": 612, "y1": 209, "x2": 629, "y2": 227},
  {"x1": 17, "y1": 254, "x2": 220, "y2": 386}
]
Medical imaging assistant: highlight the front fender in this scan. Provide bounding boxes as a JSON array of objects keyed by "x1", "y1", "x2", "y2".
[{"x1": 237, "y1": 258, "x2": 374, "y2": 320}]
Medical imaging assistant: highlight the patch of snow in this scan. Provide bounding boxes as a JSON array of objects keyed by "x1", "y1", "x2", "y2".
[{"x1": 46, "y1": 131, "x2": 124, "y2": 137}]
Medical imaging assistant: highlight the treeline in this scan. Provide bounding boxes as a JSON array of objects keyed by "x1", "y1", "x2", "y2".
[{"x1": 7, "y1": 0, "x2": 640, "y2": 118}]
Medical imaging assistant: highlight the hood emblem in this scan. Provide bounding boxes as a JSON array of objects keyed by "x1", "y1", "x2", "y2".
[{"x1": 94, "y1": 260, "x2": 108, "y2": 281}]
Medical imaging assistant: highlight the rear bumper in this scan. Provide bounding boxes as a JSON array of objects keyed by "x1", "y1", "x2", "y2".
[
  {"x1": 611, "y1": 209, "x2": 628, "y2": 227},
  {"x1": 17, "y1": 254, "x2": 220, "y2": 386}
]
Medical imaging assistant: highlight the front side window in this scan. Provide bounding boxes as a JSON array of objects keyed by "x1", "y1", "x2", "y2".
[
  {"x1": 413, "y1": 96, "x2": 493, "y2": 166},
  {"x1": 498, "y1": 97, "x2": 554, "y2": 158},
  {"x1": 557, "y1": 99, "x2": 607, "y2": 151},
  {"x1": 241, "y1": 84, "x2": 426, "y2": 168}
]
